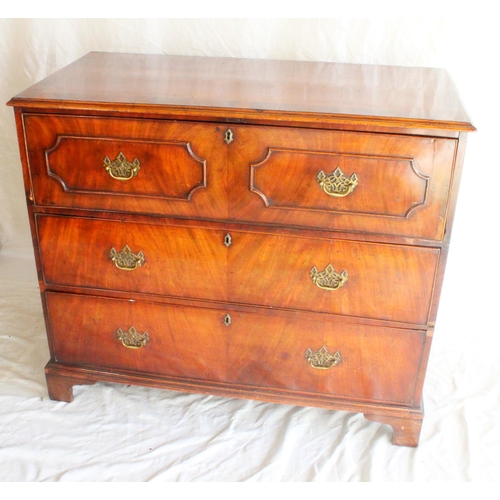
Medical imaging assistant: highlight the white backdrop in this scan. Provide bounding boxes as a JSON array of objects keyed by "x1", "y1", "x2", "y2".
[{"x1": 0, "y1": 17, "x2": 499, "y2": 482}]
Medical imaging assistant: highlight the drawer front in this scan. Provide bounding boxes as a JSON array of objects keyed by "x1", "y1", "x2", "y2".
[
  {"x1": 37, "y1": 215, "x2": 227, "y2": 301},
  {"x1": 46, "y1": 292, "x2": 425, "y2": 405},
  {"x1": 24, "y1": 114, "x2": 227, "y2": 218},
  {"x1": 229, "y1": 125, "x2": 457, "y2": 240},
  {"x1": 228, "y1": 230, "x2": 439, "y2": 325},
  {"x1": 228, "y1": 310, "x2": 425, "y2": 405},
  {"x1": 38, "y1": 215, "x2": 439, "y2": 325},
  {"x1": 46, "y1": 292, "x2": 230, "y2": 382}
]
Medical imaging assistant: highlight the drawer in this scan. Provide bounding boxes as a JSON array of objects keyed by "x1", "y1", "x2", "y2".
[
  {"x1": 37, "y1": 215, "x2": 439, "y2": 325},
  {"x1": 228, "y1": 230, "x2": 439, "y2": 325},
  {"x1": 228, "y1": 310, "x2": 425, "y2": 405},
  {"x1": 229, "y1": 125, "x2": 457, "y2": 240},
  {"x1": 46, "y1": 292, "x2": 230, "y2": 382},
  {"x1": 23, "y1": 114, "x2": 227, "y2": 218},
  {"x1": 46, "y1": 292, "x2": 425, "y2": 405},
  {"x1": 36, "y1": 215, "x2": 228, "y2": 301}
]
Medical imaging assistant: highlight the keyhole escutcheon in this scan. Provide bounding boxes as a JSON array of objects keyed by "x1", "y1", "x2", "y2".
[{"x1": 224, "y1": 129, "x2": 234, "y2": 145}]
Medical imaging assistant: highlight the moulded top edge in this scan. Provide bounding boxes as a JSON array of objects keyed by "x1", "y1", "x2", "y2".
[{"x1": 7, "y1": 52, "x2": 475, "y2": 132}]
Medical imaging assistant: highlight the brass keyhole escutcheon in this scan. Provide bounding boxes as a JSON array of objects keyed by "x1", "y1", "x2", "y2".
[
  {"x1": 224, "y1": 129, "x2": 234, "y2": 145},
  {"x1": 224, "y1": 314, "x2": 232, "y2": 327},
  {"x1": 224, "y1": 233, "x2": 232, "y2": 248}
]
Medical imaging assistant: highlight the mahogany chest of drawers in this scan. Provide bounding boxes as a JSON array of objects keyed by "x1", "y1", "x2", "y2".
[{"x1": 8, "y1": 52, "x2": 474, "y2": 446}]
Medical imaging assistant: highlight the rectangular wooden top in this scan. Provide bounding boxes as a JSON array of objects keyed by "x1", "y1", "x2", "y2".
[{"x1": 8, "y1": 52, "x2": 475, "y2": 131}]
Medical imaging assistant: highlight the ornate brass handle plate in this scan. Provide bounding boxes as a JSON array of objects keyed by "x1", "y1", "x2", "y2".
[
  {"x1": 310, "y1": 263, "x2": 348, "y2": 291},
  {"x1": 116, "y1": 326, "x2": 150, "y2": 349},
  {"x1": 305, "y1": 346, "x2": 341, "y2": 370},
  {"x1": 103, "y1": 152, "x2": 141, "y2": 181},
  {"x1": 109, "y1": 245, "x2": 145, "y2": 271},
  {"x1": 316, "y1": 167, "x2": 358, "y2": 197}
]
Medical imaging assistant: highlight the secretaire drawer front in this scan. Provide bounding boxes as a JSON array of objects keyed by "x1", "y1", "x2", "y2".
[
  {"x1": 37, "y1": 215, "x2": 227, "y2": 301},
  {"x1": 228, "y1": 231, "x2": 439, "y2": 325},
  {"x1": 46, "y1": 292, "x2": 229, "y2": 381},
  {"x1": 23, "y1": 114, "x2": 227, "y2": 218},
  {"x1": 227, "y1": 311, "x2": 425, "y2": 405},
  {"x1": 230, "y1": 126, "x2": 457, "y2": 240}
]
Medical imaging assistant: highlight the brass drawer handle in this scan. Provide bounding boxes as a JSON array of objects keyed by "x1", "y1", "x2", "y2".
[
  {"x1": 116, "y1": 326, "x2": 150, "y2": 349},
  {"x1": 104, "y1": 152, "x2": 141, "y2": 181},
  {"x1": 316, "y1": 167, "x2": 358, "y2": 197},
  {"x1": 109, "y1": 245, "x2": 145, "y2": 271},
  {"x1": 305, "y1": 346, "x2": 341, "y2": 370},
  {"x1": 310, "y1": 264, "x2": 348, "y2": 291}
]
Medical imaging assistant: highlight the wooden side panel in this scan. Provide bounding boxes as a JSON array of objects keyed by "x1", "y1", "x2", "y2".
[
  {"x1": 23, "y1": 114, "x2": 228, "y2": 218},
  {"x1": 230, "y1": 125, "x2": 457, "y2": 240},
  {"x1": 36, "y1": 215, "x2": 228, "y2": 301}
]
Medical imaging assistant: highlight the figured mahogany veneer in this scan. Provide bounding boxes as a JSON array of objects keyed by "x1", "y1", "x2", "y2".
[
  {"x1": 37, "y1": 214, "x2": 439, "y2": 324},
  {"x1": 233, "y1": 126, "x2": 457, "y2": 240},
  {"x1": 24, "y1": 113, "x2": 456, "y2": 240},
  {"x1": 37, "y1": 214, "x2": 228, "y2": 302},
  {"x1": 46, "y1": 292, "x2": 425, "y2": 405},
  {"x1": 8, "y1": 52, "x2": 474, "y2": 447},
  {"x1": 23, "y1": 114, "x2": 227, "y2": 219}
]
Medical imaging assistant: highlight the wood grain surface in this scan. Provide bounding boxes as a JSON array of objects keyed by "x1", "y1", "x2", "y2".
[
  {"x1": 9, "y1": 52, "x2": 475, "y2": 131},
  {"x1": 36, "y1": 214, "x2": 439, "y2": 325},
  {"x1": 230, "y1": 125, "x2": 457, "y2": 240},
  {"x1": 46, "y1": 292, "x2": 425, "y2": 405},
  {"x1": 23, "y1": 114, "x2": 228, "y2": 218}
]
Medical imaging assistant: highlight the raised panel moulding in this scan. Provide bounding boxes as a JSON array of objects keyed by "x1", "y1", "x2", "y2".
[
  {"x1": 45, "y1": 136, "x2": 207, "y2": 201},
  {"x1": 250, "y1": 148, "x2": 429, "y2": 218}
]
